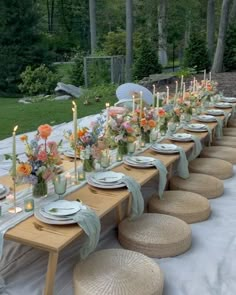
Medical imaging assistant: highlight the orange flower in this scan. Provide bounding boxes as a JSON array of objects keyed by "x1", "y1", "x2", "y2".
[
  {"x1": 16, "y1": 163, "x2": 32, "y2": 176},
  {"x1": 20, "y1": 135, "x2": 28, "y2": 141},
  {"x1": 38, "y1": 124, "x2": 52, "y2": 139},
  {"x1": 77, "y1": 129, "x2": 87, "y2": 138},
  {"x1": 158, "y1": 108, "x2": 166, "y2": 117},
  {"x1": 174, "y1": 108, "x2": 181, "y2": 116},
  {"x1": 148, "y1": 120, "x2": 156, "y2": 128},
  {"x1": 140, "y1": 118, "x2": 147, "y2": 126}
]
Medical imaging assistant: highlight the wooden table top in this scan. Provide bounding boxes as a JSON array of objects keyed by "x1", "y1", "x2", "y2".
[{"x1": 0, "y1": 110, "x2": 230, "y2": 253}]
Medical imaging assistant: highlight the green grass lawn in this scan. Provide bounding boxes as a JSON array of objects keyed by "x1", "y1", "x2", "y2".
[{"x1": 0, "y1": 85, "x2": 117, "y2": 140}]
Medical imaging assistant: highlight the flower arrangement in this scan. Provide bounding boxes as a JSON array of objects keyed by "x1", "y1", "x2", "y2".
[
  {"x1": 198, "y1": 80, "x2": 218, "y2": 100},
  {"x1": 16, "y1": 124, "x2": 62, "y2": 196}
]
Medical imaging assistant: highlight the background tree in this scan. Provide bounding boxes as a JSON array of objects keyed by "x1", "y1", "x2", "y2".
[
  {"x1": 0, "y1": 0, "x2": 48, "y2": 94},
  {"x1": 158, "y1": 0, "x2": 168, "y2": 66},
  {"x1": 89, "y1": 0, "x2": 97, "y2": 54},
  {"x1": 212, "y1": 0, "x2": 233, "y2": 72},
  {"x1": 125, "y1": 0, "x2": 133, "y2": 82},
  {"x1": 207, "y1": 0, "x2": 215, "y2": 63}
]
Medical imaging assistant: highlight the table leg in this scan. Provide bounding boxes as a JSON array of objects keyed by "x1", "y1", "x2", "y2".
[{"x1": 44, "y1": 251, "x2": 59, "y2": 295}]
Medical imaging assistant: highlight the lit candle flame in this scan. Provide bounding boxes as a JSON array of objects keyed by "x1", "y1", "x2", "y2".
[
  {"x1": 105, "y1": 103, "x2": 110, "y2": 108},
  {"x1": 13, "y1": 125, "x2": 18, "y2": 132},
  {"x1": 72, "y1": 101, "x2": 76, "y2": 107}
]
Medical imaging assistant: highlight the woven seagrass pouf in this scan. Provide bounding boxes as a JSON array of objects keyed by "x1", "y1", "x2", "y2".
[
  {"x1": 189, "y1": 158, "x2": 233, "y2": 180},
  {"x1": 223, "y1": 127, "x2": 236, "y2": 137},
  {"x1": 200, "y1": 146, "x2": 236, "y2": 164},
  {"x1": 73, "y1": 249, "x2": 164, "y2": 295},
  {"x1": 228, "y1": 118, "x2": 236, "y2": 127},
  {"x1": 213, "y1": 136, "x2": 236, "y2": 148},
  {"x1": 169, "y1": 173, "x2": 224, "y2": 199},
  {"x1": 118, "y1": 213, "x2": 191, "y2": 258},
  {"x1": 148, "y1": 191, "x2": 211, "y2": 223}
]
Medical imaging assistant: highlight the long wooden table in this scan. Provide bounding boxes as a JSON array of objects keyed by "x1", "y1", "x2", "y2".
[{"x1": 0, "y1": 108, "x2": 232, "y2": 295}]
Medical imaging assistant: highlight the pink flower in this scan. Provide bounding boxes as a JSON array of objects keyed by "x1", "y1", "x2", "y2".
[
  {"x1": 109, "y1": 107, "x2": 126, "y2": 116},
  {"x1": 42, "y1": 168, "x2": 54, "y2": 181},
  {"x1": 37, "y1": 150, "x2": 48, "y2": 162},
  {"x1": 47, "y1": 141, "x2": 57, "y2": 153}
]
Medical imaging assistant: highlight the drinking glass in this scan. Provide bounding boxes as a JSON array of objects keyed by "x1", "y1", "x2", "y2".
[
  {"x1": 100, "y1": 151, "x2": 111, "y2": 171},
  {"x1": 53, "y1": 175, "x2": 67, "y2": 199}
]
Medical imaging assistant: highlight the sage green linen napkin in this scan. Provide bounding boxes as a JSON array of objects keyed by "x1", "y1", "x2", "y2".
[
  {"x1": 176, "y1": 147, "x2": 189, "y2": 179},
  {"x1": 152, "y1": 159, "x2": 168, "y2": 199},
  {"x1": 72, "y1": 207, "x2": 101, "y2": 259},
  {"x1": 121, "y1": 175, "x2": 144, "y2": 220},
  {"x1": 188, "y1": 135, "x2": 202, "y2": 161}
]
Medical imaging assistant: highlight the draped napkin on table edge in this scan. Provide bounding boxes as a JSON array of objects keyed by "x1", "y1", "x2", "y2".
[
  {"x1": 214, "y1": 117, "x2": 223, "y2": 138},
  {"x1": 204, "y1": 125, "x2": 213, "y2": 146},
  {"x1": 72, "y1": 206, "x2": 101, "y2": 260},
  {"x1": 120, "y1": 175, "x2": 144, "y2": 220},
  {"x1": 152, "y1": 159, "x2": 168, "y2": 199},
  {"x1": 188, "y1": 135, "x2": 203, "y2": 161},
  {"x1": 176, "y1": 147, "x2": 189, "y2": 179}
]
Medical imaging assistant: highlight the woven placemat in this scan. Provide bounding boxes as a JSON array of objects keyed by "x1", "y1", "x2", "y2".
[
  {"x1": 148, "y1": 191, "x2": 211, "y2": 223},
  {"x1": 170, "y1": 173, "x2": 224, "y2": 199},
  {"x1": 200, "y1": 146, "x2": 236, "y2": 164},
  {"x1": 118, "y1": 213, "x2": 191, "y2": 258},
  {"x1": 189, "y1": 158, "x2": 233, "y2": 180},
  {"x1": 73, "y1": 249, "x2": 164, "y2": 295}
]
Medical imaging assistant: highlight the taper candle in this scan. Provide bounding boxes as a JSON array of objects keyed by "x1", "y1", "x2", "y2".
[
  {"x1": 183, "y1": 82, "x2": 186, "y2": 99},
  {"x1": 132, "y1": 95, "x2": 135, "y2": 113},
  {"x1": 204, "y1": 69, "x2": 206, "y2": 82},
  {"x1": 166, "y1": 86, "x2": 169, "y2": 104},
  {"x1": 152, "y1": 84, "x2": 156, "y2": 106},
  {"x1": 209, "y1": 72, "x2": 211, "y2": 81},
  {"x1": 12, "y1": 125, "x2": 18, "y2": 178},
  {"x1": 140, "y1": 91, "x2": 143, "y2": 119}
]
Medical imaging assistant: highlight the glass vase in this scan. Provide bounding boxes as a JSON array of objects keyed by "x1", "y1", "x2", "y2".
[
  {"x1": 32, "y1": 180, "x2": 47, "y2": 198},
  {"x1": 117, "y1": 141, "x2": 128, "y2": 156},
  {"x1": 83, "y1": 158, "x2": 94, "y2": 172},
  {"x1": 141, "y1": 131, "x2": 150, "y2": 144}
]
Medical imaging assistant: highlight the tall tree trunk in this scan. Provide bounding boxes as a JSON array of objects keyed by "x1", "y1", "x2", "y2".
[
  {"x1": 158, "y1": 0, "x2": 168, "y2": 66},
  {"x1": 230, "y1": 0, "x2": 236, "y2": 22},
  {"x1": 212, "y1": 0, "x2": 232, "y2": 72},
  {"x1": 46, "y1": 0, "x2": 55, "y2": 33},
  {"x1": 125, "y1": 0, "x2": 133, "y2": 82},
  {"x1": 184, "y1": 19, "x2": 191, "y2": 49},
  {"x1": 89, "y1": 0, "x2": 97, "y2": 54},
  {"x1": 207, "y1": 0, "x2": 215, "y2": 63}
]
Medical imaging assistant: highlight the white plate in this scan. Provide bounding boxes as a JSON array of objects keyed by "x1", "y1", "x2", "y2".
[
  {"x1": 187, "y1": 123, "x2": 206, "y2": 129},
  {"x1": 0, "y1": 185, "x2": 10, "y2": 200},
  {"x1": 206, "y1": 109, "x2": 224, "y2": 116},
  {"x1": 169, "y1": 133, "x2": 192, "y2": 142},
  {"x1": 43, "y1": 200, "x2": 81, "y2": 216},
  {"x1": 63, "y1": 150, "x2": 80, "y2": 159},
  {"x1": 92, "y1": 171, "x2": 124, "y2": 183},
  {"x1": 34, "y1": 209, "x2": 77, "y2": 225},
  {"x1": 197, "y1": 115, "x2": 216, "y2": 122},
  {"x1": 39, "y1": 208, "x2": 76, "y2": 221},
  {"x1": 151, "y1": 143, "x2": 179, "y2": 154},
  {"x1": 124, "y1": 156, "x2": 155, "y2": 167},
  {"x1": 220, "y1": 97, "x2": 236, "y2": 103},
  {"x1": 215, "y1": 102, "x2": 232, "y2": 108},
  {"x1": 87, "y1": 175, "x2": 126, "y2": 189}
]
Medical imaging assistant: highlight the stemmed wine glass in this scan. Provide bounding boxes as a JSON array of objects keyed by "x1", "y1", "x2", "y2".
[{"x1": 53, "y1": 174, "x2": 67, "y2": 200}]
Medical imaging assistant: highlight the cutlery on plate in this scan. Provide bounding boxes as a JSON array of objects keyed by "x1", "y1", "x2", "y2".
[
  {"x1": 33, "y1": 222, "x2": 64, "y2": 235},
  {"x1": 49, "y1": 207, "x2": 74, "y2": 213}
]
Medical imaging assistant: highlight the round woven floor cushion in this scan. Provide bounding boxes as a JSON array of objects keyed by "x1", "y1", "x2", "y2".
[
  {"x1": 213, "y1": 136, "x2": 236, "y2": 148},
  {"x1": 189, "y1": 158, "x2": 233, "y2": 180},
  {"x1": 200, "y1": 146, "x2": 236, "y2": 164},
  {"x1": 169, "y1": 173, "x2": 224, "y2": 199},
  {"x1": 148, "y1": 191, "x2": 211, "y2": 223},
  {"x1": 223, "y1": 127, "x2": 236, "y2": 136},
  {"x1": 73, "y1": 249, "x2": 164, "y2": 295},
  {"x1": 228, "y1": 118, "x2": 236, "y2": 127},
  {"x1": 118, "y1": 213, "x2": 191, "y2": 258}
]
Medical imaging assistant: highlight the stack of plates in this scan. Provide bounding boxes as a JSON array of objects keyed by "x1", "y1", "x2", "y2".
[
  {"x1": 169, "y1": 133, "x2": 192, "y2": 142},
  {"x1": 196, "y1": 115, "x2": 216, "y2": 122},
  {"x1": 183, "y1": 123, "x2": 208, "y2": 132},
  {"x1": 34, "y1": 200, "x2": 83, "y2": 225},
  {"x1": 151, "y1": 143, "x2": 179, "y2": 154},
  {"x1": 87, "y1": 171, "x2": 126, "y2": 189},
  {"x1": 63, "y1": 149, "x2": 80, "y2": 159},
  {"x1": 124, "y1": 156, "x2": 155, "y2": 168},
  {"x1": 206, "y1": 109, "x2": 225, "y2": 116},
  {"x1": 0, "y1": 184, "x2": 10, "y2": 200},
  {"x1": 215, "y1": 102, "x2": 232, "y2": 108},
  {"x1": 220, "y1": 97, "x2": 236, "y2": 103}
]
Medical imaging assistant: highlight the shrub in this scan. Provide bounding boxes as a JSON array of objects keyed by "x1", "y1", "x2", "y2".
[
  {"x1": 102, "y1": 30, "x2": 126, "y2": 56},
  {"x1": 19, "y1": 65, "x2": 58, "y2": 96},
  {"x1": 133, "y1": 39, "x2": 162, "y2": 80},
  {"x1": 70, "y1": 48, "x2": 85, "y2": 86},
  {"x1": 184, "y1": 33, "x2": 209, "y2": 72},
  {"x1": 224, "y1": 24, "x2": 236, "y2": 71}
]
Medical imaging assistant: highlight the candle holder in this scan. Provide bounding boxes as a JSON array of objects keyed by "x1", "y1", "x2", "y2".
[
  {"x1": 78, "y1": 168, "x2": 86, "y2": 181},
  {"x1": 8, "y1": 177, "x2": 22, "y2": 214},
  {"x1": 24, "y1": 198, "x2": 34, "y2": 212}
]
